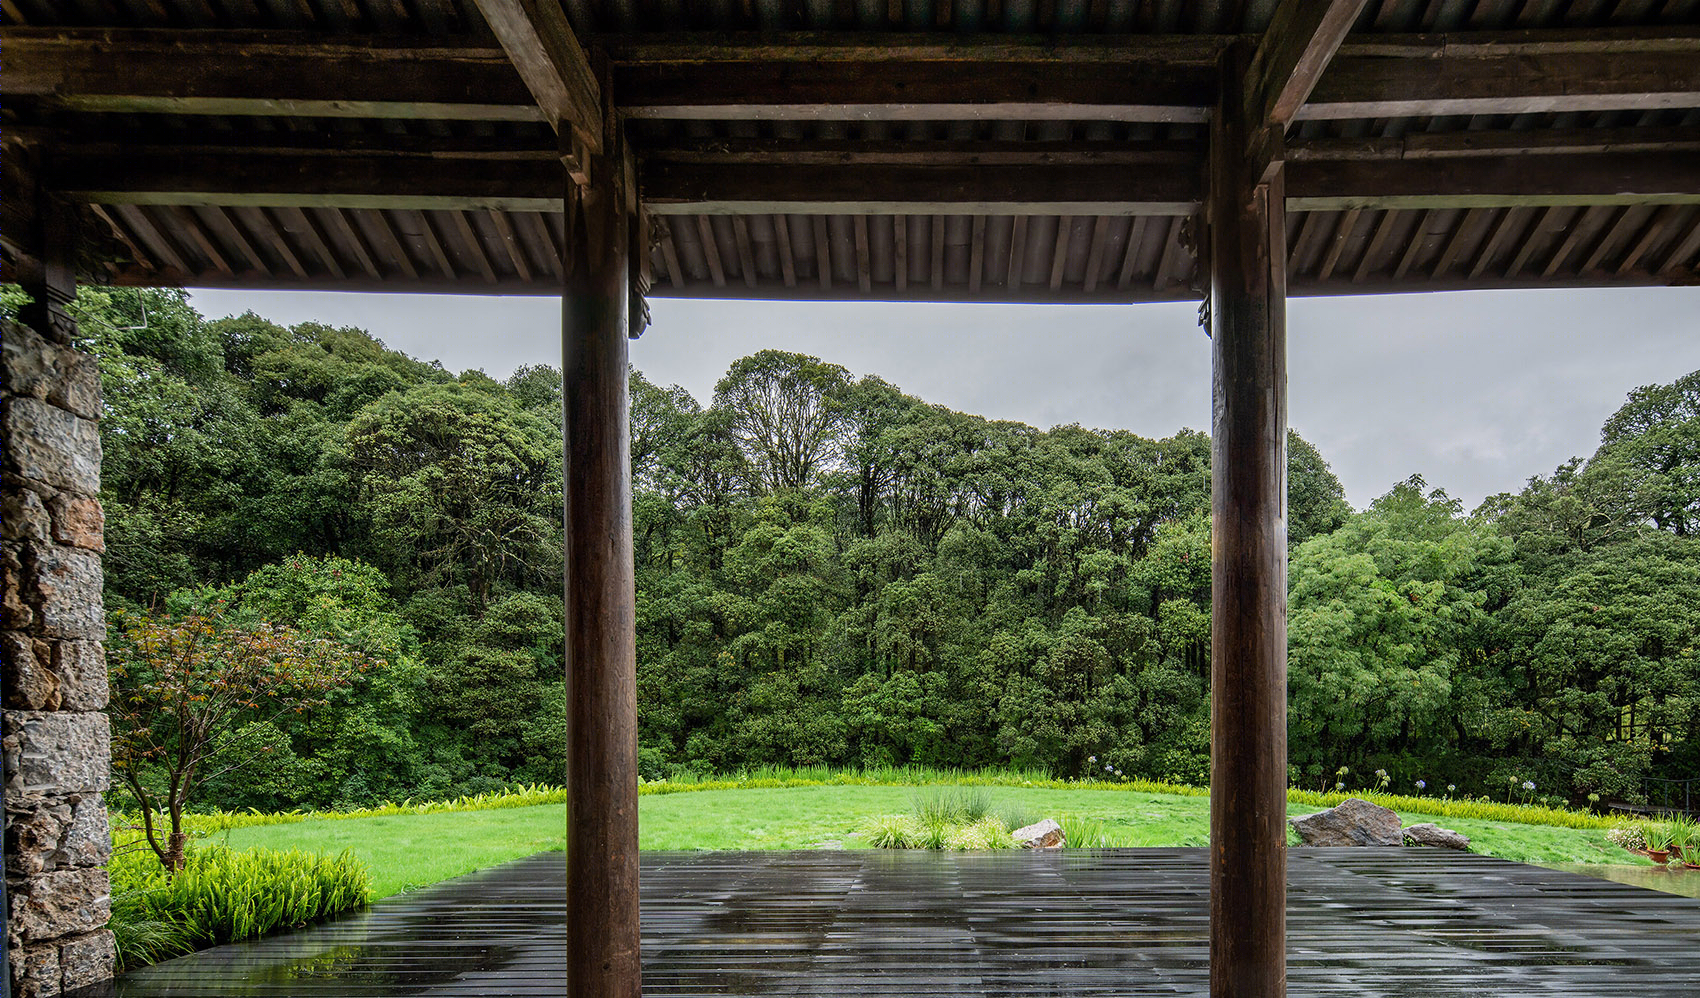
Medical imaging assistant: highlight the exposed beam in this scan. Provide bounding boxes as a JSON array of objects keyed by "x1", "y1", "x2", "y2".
[
  {"x1": 1287, "y1": 126, "x2": 1700, "y2": 162},
  {"x1": 1307, "y1": 30, "x2": 1700, "y2": 119},
  {"x1": 10, "y1": 27, "x2": 1699, "y2": 126},
  {"x1": 1246, "y1": 0, "x2": 1369, "y2": 135},
  {"x1": 1286, "y1": 152, "x2": 1700, "y2": 210},
  {"x1": 49, "y1": 148, "x2": 564, "y2": 211},
  {"x1": 46, "y1": 144, "x2": 1700, "y2": 215},
  {"x1": 613, "y1": 46, "x2": 1215, "y2": 122},
  {"x1": 4, "y1": 28, "x2": 540, "y2": 121},
  {"x1": 469, "y1": 0, "x2": 602, "y2": 152},
  {"x1": 641, "y1": 162, "x2": 1197, "y2": 215}
]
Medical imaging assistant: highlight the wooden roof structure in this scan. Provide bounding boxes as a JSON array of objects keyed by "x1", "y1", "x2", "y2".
[
  {"x1": 5, "y1": 0, "x2": 1700, "y2": 303},
  {"x1": 4, "y1": 4, "x2": 1699, "y2": 998}
]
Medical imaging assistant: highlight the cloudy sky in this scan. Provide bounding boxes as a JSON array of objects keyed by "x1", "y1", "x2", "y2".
[{"x1": 189, "y1": 286, "x2": 1700, "y2": 511}]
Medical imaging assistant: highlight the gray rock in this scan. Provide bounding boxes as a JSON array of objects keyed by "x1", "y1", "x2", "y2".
[
  {"x1": 3, "y1": 488, "x2": 52, "y2": 544},
  {"x1": 1289, "y1": 798, "x2": 1403, "y2": 847},
  {"x1": 3, "y1": 711, "x2": 111, "y2": 795},
  {"x1": 1012, "y1": 818, "x2": 1065, "y2": 849},
  {"x1": 2, "y1": 319, "x2": 101, "y2": 421},
  {"x1": 2, "y1": 398, "x2": 102, "y2": 496},
  {"x1": 9, "y1": 866, "x2": 111, "y2": 943},
  {"x1": 51, "y1": 642, "x2": 108, "y2": 712},
  {"x1": 27, "y1": 545, "x2": 105, "y2": 641},
  {"x1": 11, "y1": 939, "x2": 61, "y2": 998},
  {"x1": 3, "y1": 633, "x2": 60, "y2": 711},
  {"x1": 58, "y1": 929, "x2": 116, "y2": 990},
  {"x1": 6, "y1": 797, "x2": 74, "y2": 876},
  {"x1": 1403, "y1": 822, "x2": 1470, "y2": 850}
]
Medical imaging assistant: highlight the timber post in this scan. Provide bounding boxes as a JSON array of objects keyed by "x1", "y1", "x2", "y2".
[
  {"x1": 560, "y1": 108, "x2": 642, "y2": 998},
  {"x1": 1208, "y1": 39, "x2": 1291, "y2": 998}
]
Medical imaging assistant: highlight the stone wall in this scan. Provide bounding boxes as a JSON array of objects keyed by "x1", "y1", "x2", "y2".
[{"x1": 3, "y1": 311, "x2": 115, "y2": 996}]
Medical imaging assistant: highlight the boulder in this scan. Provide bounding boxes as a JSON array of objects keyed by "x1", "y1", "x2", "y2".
[
  {"x1": 1011, "y1": 818, "x2": 1065, "y2": 849},
  {"x1": 1289, "y1": 798, "x2": 1402, "y2": 847},
  {"x1": 1403, "y1": 822, "x2": 1470, "y2": 850}
]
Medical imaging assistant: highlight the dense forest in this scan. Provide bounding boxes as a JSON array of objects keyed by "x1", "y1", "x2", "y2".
[{"x1": 54, "y1": 287, "x2": 1700, "y2": 812}]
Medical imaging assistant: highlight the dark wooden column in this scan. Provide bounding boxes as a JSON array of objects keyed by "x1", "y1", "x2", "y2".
[
  {"x1": 1208, "y1": 41, "x2": 1290, "y2": 998},
  {"x1": 561, "y1": 135, "x2": 641, "y2": 998}
]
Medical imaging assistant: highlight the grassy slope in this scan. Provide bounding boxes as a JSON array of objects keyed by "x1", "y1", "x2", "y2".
[{"x1": 211, "y1": 785, "x2": 1641, "y2": 900}]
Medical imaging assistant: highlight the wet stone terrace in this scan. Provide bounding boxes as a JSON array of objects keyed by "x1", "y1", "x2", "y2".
[{"x1": 91, "y1": 848, "x2": 1700, "y2": 997}]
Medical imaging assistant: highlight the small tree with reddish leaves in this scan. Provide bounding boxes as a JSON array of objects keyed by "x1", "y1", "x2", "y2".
[{"x1": 108, "y1": 604, "x2": 379, "y2": 872}]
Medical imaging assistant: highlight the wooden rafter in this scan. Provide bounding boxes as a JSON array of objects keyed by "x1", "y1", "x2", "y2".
[
  {"x1": 1007, "y1": 215, "x2": 1029, "y2": 288},
  {"x1": 206, "y1": 205, "x2": 268, "y2": 274},
  {"x1": 812, "y1": 215, "x2": 832, "y2": 290},
  {"x1": 450, "y1": 209, "x2": 498, "y2": 283},
  {"x1": 1617, "y1": 204, "x2": 1684, "y2": 276},
  {"x1": 1353, "y1": 208, "x2": 1402, "y2": 282},
  {"x1": 967, "y1": 215, "x2": 985, "y2": 294},
  {"x1": 464, "y1": 1, "x2": 602, "y2": 152},
  {"x1": 368, "y1": 209, "x2": 421, "y2": 280},
  {"x1": 170, "y1": 205, "x2": 234, "y2": 275},
  {"x1": 695, "y1": 215, "x2": 726, "y2": 287},
  {"x1": 1083, "y1": 216, "x2": 1111, "y2": 293},
  {"x1": 926, "y1": 215, "x2": 943, "y2": 291},
  {"x1": 656, "y1": 217, "x2": 685, "y2": 289},
  {"x1": 488, "y1": 209, "x2": 533, "y2": 282},
  {"x1": 1244, "y1": 0, "x2": 1370, "y2": 175},
  {"x1": 416, "y1": 210, "x2": 459, "y2": 280},
  {"x1": 774, "y1": 214, "x2": 797, "y2": 288},
  {"x1": 732, "y1": 214, "x2": 759, "y2": 288},
  {"x1": 1314, "y1": 207, "x2": 1362, "y2": 281},
  {"x1": 286, "y1": 205, "x2": 345, "y2": 279},
  {"x1": 1468, "y1": 208, "x2": 1526, "y2": 280},
  {"x1": 1117, "y1": 216, "x2": 1149, "y2": 290},
  {"x1": 891, "y1": 215, "x2": 905, "y2": 292}
]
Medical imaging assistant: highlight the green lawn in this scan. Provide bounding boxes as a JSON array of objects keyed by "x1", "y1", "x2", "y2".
[{"x1": 207, "y1": 785, "x2": 1641, "y2": 900}]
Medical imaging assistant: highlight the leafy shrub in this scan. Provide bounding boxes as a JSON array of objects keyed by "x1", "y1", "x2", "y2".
[{"x1": 110, "y1": 844, "x2": 370, "y2": 969}]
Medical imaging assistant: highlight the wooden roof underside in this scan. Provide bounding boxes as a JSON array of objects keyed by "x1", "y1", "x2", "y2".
[{"x1": 5, "y1": 0, "x2": 1700, "y2": 304}]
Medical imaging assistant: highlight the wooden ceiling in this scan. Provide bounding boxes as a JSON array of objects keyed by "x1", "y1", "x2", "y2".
[{"x1": 4, "y1": 0, "x2": 1699, "y2": 303}]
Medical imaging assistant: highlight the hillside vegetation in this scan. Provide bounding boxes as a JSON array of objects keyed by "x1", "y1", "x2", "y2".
[{"x1": 67, "y1": 287, "x2": 1700, "y2": 814}]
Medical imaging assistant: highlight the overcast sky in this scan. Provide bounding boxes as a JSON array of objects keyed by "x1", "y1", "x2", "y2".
[{"x1": 189, "y1": 286, "x2": 1700, "y2": 512}]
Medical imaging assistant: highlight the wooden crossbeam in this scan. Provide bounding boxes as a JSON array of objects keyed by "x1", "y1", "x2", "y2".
[
  {"x1": 45, "y1": 147, "x2": 1700, "y2": 214},
  {"x1": 469, "y1": 0, "x2": 602, "y2": 153},
  {"x1": 3, "y1": 28, "x2": 539, "y2": 121},
  {"x1": 640, "y1": 161, "x2": 1198, "y2": 215},
  {"x1": 1306, "y1": 30, "x2": 1700, "y2": 119},
  {"x1": 1287, "y1": 152, "x2": 1700, "y2": 209},
  {"x1": 10, "y1": 27, "x2": 1699, "y2": 125}
]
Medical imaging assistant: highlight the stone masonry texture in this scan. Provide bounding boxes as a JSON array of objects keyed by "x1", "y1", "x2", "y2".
[{"x1": 4, "y1": 313, "x2": 115, "y2": 995}]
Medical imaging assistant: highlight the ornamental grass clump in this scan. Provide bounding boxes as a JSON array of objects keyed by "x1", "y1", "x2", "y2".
[{"x1": 110, "y1": 843, "x2": 371, "y2": 970}]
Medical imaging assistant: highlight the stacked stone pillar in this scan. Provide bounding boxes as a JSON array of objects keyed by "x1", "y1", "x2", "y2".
[{"x1": 2, "y1": 296, "x2": 116, "y2": 995}]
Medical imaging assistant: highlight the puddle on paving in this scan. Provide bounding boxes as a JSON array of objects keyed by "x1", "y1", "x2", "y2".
[{"x1": 1540, "y1": 863, "x2": 1700, "y2": 900}]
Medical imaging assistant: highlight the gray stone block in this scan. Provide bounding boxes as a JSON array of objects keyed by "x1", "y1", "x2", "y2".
[
  {"x1": 11, "y1": 938, "x2": 61, "y2": 997},
  {"x1": 2, "y1": 319, "x2": 101, "y2": 421},
  {"x1": 9, "y1": 866, "x2": 110, "y2": 944},
  {"x1": 3, "y1": 711, "x2": 111, "y2": 795},
  {"x1": 52, "y1": 641, "x2": 108, "y2": 711},
  {"x1": 28, "y1": 545, "x2": 104, "y2": 641},
  {"x1": 2, "y1": 398, "x2": 101, "y2": 496},
  {"x1": 58, "y1": 929, "x2": 116, "y2": 990},
  {"x1": 3, "y1": 488, "x2": 52, "y2": 544},
  {"x1": 3, "y1": 633, "x2": 60, "y2": 711}
]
